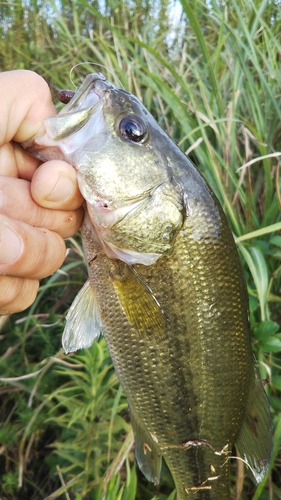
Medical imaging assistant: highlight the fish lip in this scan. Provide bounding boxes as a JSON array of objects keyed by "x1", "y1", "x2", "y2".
[
  {"x1": 60, "y1": 73, "x2": 116, "y2": 114},
  {"x1": 91, "y1": 74, "x2": 115, "y2": 99},
  {"x1": 21, "y1": 73, "x2": 114, "y2": 155}
]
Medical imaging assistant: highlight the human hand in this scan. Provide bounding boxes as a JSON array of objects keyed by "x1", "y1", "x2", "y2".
[{"x1": 0, "y1": 70, "x2": 84, "y2": 315}]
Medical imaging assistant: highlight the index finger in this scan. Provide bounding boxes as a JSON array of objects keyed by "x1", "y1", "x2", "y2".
[{"x1": 0, "y1": 142, "x2": 40, "y2": 180}]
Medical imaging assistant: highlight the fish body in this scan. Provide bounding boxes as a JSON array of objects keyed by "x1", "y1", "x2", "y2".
[{"x1": 23, "y1": 74, "x2": 272, "y2": 499}]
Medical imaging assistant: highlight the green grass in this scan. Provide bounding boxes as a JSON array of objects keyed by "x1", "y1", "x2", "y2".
[{"x1": 0, "y1": 0, "x2": 280, "y2": 498}]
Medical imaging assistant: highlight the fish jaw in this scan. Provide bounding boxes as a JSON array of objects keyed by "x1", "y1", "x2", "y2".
[{"x1": 21, "y1": 73, "x2": 115, "y2": 161}]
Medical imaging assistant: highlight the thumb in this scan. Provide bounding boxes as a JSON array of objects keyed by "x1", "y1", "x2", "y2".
[
  {"x1": 31, "y1": 160, "x2": 84, "y2": 210},
  {"x1": 0, "y1": 70, "x2": 57, "y2": 145}
]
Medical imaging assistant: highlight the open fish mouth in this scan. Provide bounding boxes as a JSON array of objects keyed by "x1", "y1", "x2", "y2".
[
  {"x1": 22, "y1": 73, "x2": 116, "y2": 160},
  {"x1": 58, "y1": 73, "x2": 116, "y2": 113}
]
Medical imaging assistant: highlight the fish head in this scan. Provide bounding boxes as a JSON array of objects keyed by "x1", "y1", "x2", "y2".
[{"x1": 23, "y1": 73, "x2": 184, "y2": 264}]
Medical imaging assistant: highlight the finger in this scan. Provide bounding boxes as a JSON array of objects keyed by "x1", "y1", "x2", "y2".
[
  {"x1": 0, "y1": 214, "x2": 66, "y2": 279},
  {"x1": 0, "y1": 275, "x2": 39, "y2": 315},
  {"x1": 31, "y1": 160, "x2": 84, "y2": 210},
  {"x1": 0, "y1": 142, "x2": 40, "y2": 179},
  {"x1": 0, "y1": 176, "x2": 84, "y2": 238},
  {"x1": 0, "y1": 70, "x2": 57, "y2": 150}
]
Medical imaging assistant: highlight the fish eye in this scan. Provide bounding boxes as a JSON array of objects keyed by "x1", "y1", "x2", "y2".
[{"x1": 119, "y1": 115, "x2": 147, "y2": 143}]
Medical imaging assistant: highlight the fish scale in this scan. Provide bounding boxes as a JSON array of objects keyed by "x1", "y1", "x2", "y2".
[
  {"x1": 22, "y1": 73, "x2": 273, "y2": 499},
  {"x1": 80, "y1": 211, "x2": 249, "y2": 499}
]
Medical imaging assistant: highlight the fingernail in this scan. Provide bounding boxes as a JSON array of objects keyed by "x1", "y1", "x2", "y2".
[
  {"x1": 0, "y1": 223, "x2": 23, "y2": 265},
  {"x1": 46, "y1": 175, "x2": 75, "y2": 203}
]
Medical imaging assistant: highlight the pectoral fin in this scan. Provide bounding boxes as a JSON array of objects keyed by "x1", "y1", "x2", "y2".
[
  {"x1": 130, "y1": 403, "x2": 162, "y2": 484},
  {"x1": 235, "y1": 368, "x2": 273, "y2": 483},
  {"x1": 62, "y1": 279, "x2": 102, "y2": 353},
  {"x1": 109, "y1": 262, "x2": 166, "y2": 336}
]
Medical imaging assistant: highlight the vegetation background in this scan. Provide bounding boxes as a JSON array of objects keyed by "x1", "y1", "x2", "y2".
[{"x1": 0, "y1": 0, "x2": 281, "y2": 498}]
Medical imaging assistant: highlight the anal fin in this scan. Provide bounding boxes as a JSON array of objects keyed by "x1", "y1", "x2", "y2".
[
  {"x1": 130, "y1": 403, "x2": 162, "y2": 484},
  {"x1": 235, "y1": 367, "x2": 273, "y2": 483},
  {"x1": 62, "y1": 279, "x2": 102, "y2": 353}
]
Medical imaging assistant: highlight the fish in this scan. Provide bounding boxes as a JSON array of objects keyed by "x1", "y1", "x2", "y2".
[{"x1": 22, "y1": 73, "x2": 273, "y2": 499}]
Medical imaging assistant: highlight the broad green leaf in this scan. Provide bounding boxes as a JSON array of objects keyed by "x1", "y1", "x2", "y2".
[
  {"x1": 253, "y1": 321, "x2": 280, "y2": 341},
  {"x1": 259, "y1": 337, "x2": 281, "y2": 353}
]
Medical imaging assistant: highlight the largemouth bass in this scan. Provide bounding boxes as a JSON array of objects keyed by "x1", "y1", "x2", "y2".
[{"x1": 23, "y1": 73, "x2": 272, "y2": 499}]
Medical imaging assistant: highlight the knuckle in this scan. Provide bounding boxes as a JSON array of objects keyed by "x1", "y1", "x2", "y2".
[
  {"x1": 28, "y1": 229, "x2": 66, "y2": 279},
  {"x1": 50, "y1": 208, "x2": 84, "y2": 239},
  {"x1": 0, "y1": 224, "x2": 66, "y2": 280},
  {"x1": 0, "y1": 276, "x2": 39, "y2": 314}
]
